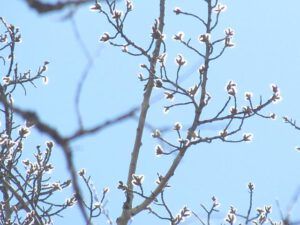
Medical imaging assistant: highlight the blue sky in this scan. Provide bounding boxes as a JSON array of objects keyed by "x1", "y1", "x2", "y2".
[{"x1": 1, "y1": 1, "x2": 300, "y2": 224}]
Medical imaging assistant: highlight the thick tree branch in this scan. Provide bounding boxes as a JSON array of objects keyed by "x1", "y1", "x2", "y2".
[{"x1": 117, "y1": 1, "x2": 166, "y2": 225}]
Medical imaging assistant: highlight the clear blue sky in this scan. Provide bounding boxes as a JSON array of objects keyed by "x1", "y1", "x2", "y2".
[{"x1": 1, "y1": 1, "x2": 300, "y2": 224}]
